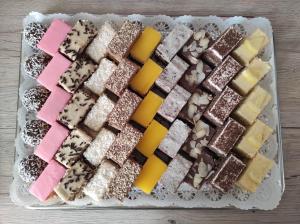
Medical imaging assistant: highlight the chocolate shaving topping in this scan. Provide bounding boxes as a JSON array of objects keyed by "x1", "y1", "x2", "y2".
[
  {"x1": 21, "y1": 120, "x2": 50, "y2": 147},
  {"x1": 24, "y1": 53, "x2": 51, "y2": 79},
  {"x1": 18, "y1": 154, "x2": 47, "y2": 183},
  {"x1": 24, "y1": 22, "x2": 47, "y2": 48},
  {"x1": 21, "y1": 86, "x2": 50, "y2": 112}
]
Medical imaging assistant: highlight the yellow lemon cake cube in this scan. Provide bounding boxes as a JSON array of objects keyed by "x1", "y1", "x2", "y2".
[
  {"x1": 232, "y1": 58, "x2": 271, "y2": 95},
  {"x1": 237, "y1": 153, "x2": 274, "y2": 192},
  {"x1": 234, "y1": 85, "x2": 271, "y2": 125},
  {"x1": 236, "y1": 119, "x2": 273, "y2": 158},
  {"x1": 233, "y1": 29, "x2": 269, "y2": 65}
]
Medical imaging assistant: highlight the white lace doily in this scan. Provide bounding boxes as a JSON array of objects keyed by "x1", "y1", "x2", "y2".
[{"x1": 10, "y1": 12, "x2": 284, "y2": 210}]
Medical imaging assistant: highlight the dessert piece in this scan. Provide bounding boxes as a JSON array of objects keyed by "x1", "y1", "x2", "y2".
[
  {"x1": 85, "y1": 22, "x2": 117, "y2": 63},
  {"x1": 54, "y1": 160, "x2": 94, "y2": 201},
  {"x1": 208, "y1": 118, "x2": 245, "y2": 157},
  {"x1": 83, "y1": 94, "x2": 115, "y2": 132},
  {"x1": 83, "y1": 160, "x2": 118, "y2": 201},
  {"x1": 236, "y1": 119, "x2": 273, "y2": 158},
  {"x1": 134, "y1": 155, "x2": 167, "y2": 194},
  {"x1": 236, "y1": 153, "x2": 274, "y2": 192},
  {"x1": 232, "y1": 58, "x2": 271, "y2": 95},
  {"x1": 108, "y1": 89, "x2": 142, "y2": 130},
  {"x1": 108, "y1": 20, "x2": 142, "y2": 62},
  {"x1": 34, "y1": 122, "x2": 69, "y2": 162},
  {"x1": 155, "y1": 24, "x2": 193, "y2": 63},
  {"x1": 37, "y1": 86, "x2": 71, "y2": 125},
  {"x1": 202, "y1": 55, "x2": 243, "y2": 94},
  {"x1": 105, "y1": 58, "x2": 140, "y2": 97},
  {"x1": 155, "y1": 56, "x2": 189, "y2": 93},
  {"x1": 106, "y1": 159, "x2": 141, "y2": 201},
  {"x1": 59, "y1": 20, "x2": 98, "y2": 61},
  {"x1": 29, "y1": 160, "x2": 66, "y2": 201},
  {"x1": 158, "y1": 85, "x2": 191, "y2": 123},
  {"x1": 106, "y1": 124, "x2": 143, "y2": 166},
  {"x1": 181, "y1": 119, "x2": 215, "y2": 159},
  {"x1": 181, "y1": 30, "x2": 211, "y2": 64},
  {"x1": 55, "y1": 129, "x2": 92, "y2": 168},
  {"x1": 234, "y1": 85, "x2": 271, "y2": 125},
  {"x1": 158, "y1": 119, "x2": 191, "y2": 158},
  {"x1": 202, "y1": 27, "x2": 244, "y2": 67},
  {"x1": 233, "y1": 29, "x2": 269, "y2": 65},
  {"x1": 159, "y1": 154, "x2": 193, "y2": 193},
  {"x1": 136, "y1": 120, "x2": 168, "y2": 158},
  {"x1": 18, "y1": 155, "x2": 47, "y2": 183},
  {"x1": 210, "y1": 154, "x2": 246, "y2": 193},
  {"x1": 37, "y1": 52, "x2": 72, "y2": 91},
  {"x1": 204, "y1": 86, "x2": 243, "y2": 126},
  {"x1": 130, "y1": 26, "x2": 162, "y2": 63},
  {"x1": 24, "y1": 53, "x2": 51, "y2": 79},
  {"x1": 185, "y1": 149, "x2": 216, "y2": 189},
  {"x1": 83, "y1": 128, "x2": 116, "y2": 166},
  {"x1": 84, "y1": 58, "x2": 117, "y2": 96},
  {"x1": 24, "y1": 22, "x2": 47, "y2": 49},
  {"x1": 21, "y1": 120, "x2": 50, "y2": 147},
  {"x1": 179, "y1": 88, "x2": 213, "y2": 125},
  {"x1": 131, "y1": 91, "x2": 164, "y2": 127},
  {"x1": 37, "y1": 19, "x2": 72, "y2": 56},
  {"x1": 58, "y1": 56, "x2": 97, "y2": 93},
  {"x1": 21, "y1": 86, "x2": 50, "y2": 112},
  {"x1": 130, "y1": 59, "x2": 163, "y2": 96},
  {"x1": 58, "y1": 89, "x2": 95, "y2": 129},
  {"x1": 178, "y1": 60, "x2": 212, "y2": 93}
]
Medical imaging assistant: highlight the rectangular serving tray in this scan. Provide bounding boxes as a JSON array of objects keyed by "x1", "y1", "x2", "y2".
[{"x1": 11, "y1": 12, "x2": 284, "y2": 210}]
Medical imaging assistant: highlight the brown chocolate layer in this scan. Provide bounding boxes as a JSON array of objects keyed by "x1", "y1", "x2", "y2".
[
  {"x1": 208, "y1": 118, "x2": 245, "y2": 157},
  {"x1": 204, "y1": 86, "x2": 243, "y2": 126},
  {"x1": 108, "y1": 20, "x2": 142, "y2": 62},
  {"x1": 210, "y1": 154, "x2": 246, "y2": 193},
  {"x1": 202, "y1": 55, "x2": 243, "y2": 94},
  {"x1": 202, "y1": 27, "x2": 244, "y2": 67}
]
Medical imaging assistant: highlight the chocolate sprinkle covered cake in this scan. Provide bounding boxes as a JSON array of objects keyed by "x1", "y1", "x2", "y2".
[
  {"x1": 21, "y1": 86, "x2": 50, "y2": 112},
  {"x1": 24, "y1": 22, "x2": 47, "y2": 49},
  {"x1": 21, "y1": 120, "x2": 50, "y2": 147},
  {"x1": 24, "y1": 53, "x2": 51, "y2": 79},
  {"x1": 18, "y1": 154, "x2": 47, "y2": 183}
]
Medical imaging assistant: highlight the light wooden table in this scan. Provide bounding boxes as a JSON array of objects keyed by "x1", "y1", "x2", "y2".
[{"x1": 0, "y1": 0, "x2": 299, "y2": 223}]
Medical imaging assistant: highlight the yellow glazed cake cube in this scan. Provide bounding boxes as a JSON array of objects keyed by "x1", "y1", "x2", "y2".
[
  {"x1": 233, "y1": 39, "x2": 258, "y2": 65},
  {"x1": 130, "y1": 27, "x2": 162, "y2": 63},
  {"x1": 248, "y1": 29, "x2": 269, "y2": 52},
  {"x1": 134, "y1": 154, "x2": 167, "y2": 194},
  {"x1": 131, "y1": 91, "x2": 164, "y2": 127},
  {"x1": 233, "y1": 29, "x2": 269, "y2": 65},
  {"x1": 232, "y1": 58, "x2": 271, "y2": 95},
  {"x1": 130, "y1": 59, "x2": 163, "y2": 96},
  {"x1": 236, "y1": 120, "x2": 273, "y2": 158},
  {"x1": 234, "y1": 85, "x2": 271, "y2": 125},
  {"x1": 236, "y1": 153, "x2": 274, "y2": 192},
  {"x1": 136, "y1": 120, "x2": 168, "y2": 157}
]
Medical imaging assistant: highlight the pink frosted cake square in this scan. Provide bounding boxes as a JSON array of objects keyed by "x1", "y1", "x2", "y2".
[
  {"x1": 29, "y1": 160, "x2": 66, "y2": 201},
  {"x1": 37, "y1": 86, "x2": 71, "y2": 125},
  {"x1": 37, "y1": 19, "x2": 72, "y2": 56},
  {"x1": 34, "y1": 122, "x2": 69, "y2": 162},
  {"x1": 37, "y1": 52, "x2": 71, "y2": 91}
]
